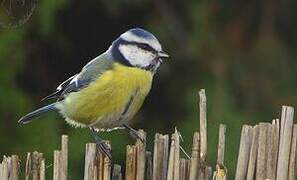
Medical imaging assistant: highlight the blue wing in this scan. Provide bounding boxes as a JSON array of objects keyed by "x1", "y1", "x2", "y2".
[{"x1": 42, "y1": 53, "x2": 113, "y2": 101}]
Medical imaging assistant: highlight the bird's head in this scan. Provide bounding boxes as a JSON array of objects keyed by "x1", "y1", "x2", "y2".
[{"x1": 110, "y1": 28, "x2": 169, "y2": 72}]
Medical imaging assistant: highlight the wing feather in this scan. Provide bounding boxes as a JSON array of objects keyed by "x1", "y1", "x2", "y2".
[
  {"x1": 42, "y1": 53, "x2": 113, "y2": 101},
  {"x1": 41, "y1": 75, "x2": 76, "y2": 101}
]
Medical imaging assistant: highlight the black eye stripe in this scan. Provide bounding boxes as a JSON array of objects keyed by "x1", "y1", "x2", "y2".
[
  {"x1": 137, "y1": 43, "x2": 155, "y2": 52},
  {"x1": 120, "y1": 39, "x2": 157, "y2": 54}
]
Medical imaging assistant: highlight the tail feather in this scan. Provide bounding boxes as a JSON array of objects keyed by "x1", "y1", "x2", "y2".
[{"x1": 18, "y1": 103, "x2": 58, "y2": 124}]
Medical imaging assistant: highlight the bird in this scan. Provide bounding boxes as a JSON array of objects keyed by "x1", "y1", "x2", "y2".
[{"x1": 18, "y1": 28, "x2": 169, "y2": 159}]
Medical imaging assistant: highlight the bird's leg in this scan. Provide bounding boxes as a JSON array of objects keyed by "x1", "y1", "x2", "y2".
[
  {"x1": 123, "y1": 124, "x2": 145, "y2": 143},
  {"x1": 89, "y1": 127, "x2": 112, "y2": 160}
]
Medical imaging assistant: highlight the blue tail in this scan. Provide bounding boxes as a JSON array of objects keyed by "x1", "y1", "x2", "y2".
[{"x1": 18, "y1": 103, "x2": 58, "y2": 124}]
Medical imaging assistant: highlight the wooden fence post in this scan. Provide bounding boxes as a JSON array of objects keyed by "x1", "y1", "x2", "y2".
[
  {"x1": 276, "y1": 106, "x2": 294, "y2": 180},
  {"x1": 213, "y1": 124, "x2": 227, "y2": 180}
]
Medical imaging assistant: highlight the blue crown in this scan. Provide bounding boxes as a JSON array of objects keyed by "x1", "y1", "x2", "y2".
[{"x1": 129, "y1": 28, "x2": 155, "y2": 40}]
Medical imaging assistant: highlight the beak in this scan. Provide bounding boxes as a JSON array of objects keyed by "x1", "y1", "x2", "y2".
[{"x1": 158, "y1": 51, "x2": 169, "y2": 58}]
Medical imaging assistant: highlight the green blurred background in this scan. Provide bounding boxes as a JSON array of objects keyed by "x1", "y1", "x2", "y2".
[{"x1": 1, "y1": 0, "x2": 297, "y2": 179}]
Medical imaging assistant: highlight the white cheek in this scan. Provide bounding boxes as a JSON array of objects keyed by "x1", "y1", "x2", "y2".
[{"x1": 119, "y1": 44, "x2": 155, "y2": 67}]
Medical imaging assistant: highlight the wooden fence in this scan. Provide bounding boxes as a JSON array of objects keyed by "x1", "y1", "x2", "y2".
[
  {"x1": 0, "y1": 89, "x2": 296, "y2": 180},
  {"x1": 235, "y1": 106, "x2": 296, "y2": 180}
]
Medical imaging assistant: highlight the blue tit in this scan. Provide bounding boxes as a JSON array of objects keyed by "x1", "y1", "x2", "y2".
[{"x1": 19, "y1": 28, "x2": 169, "y2": 158}]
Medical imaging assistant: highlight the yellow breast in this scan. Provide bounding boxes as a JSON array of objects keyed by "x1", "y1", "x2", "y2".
[{"x1": 60, "y1": 63, "x2": 153, "y2": 128}]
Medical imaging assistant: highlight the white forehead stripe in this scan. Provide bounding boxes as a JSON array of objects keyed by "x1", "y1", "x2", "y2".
[{"x1": 120, "y1": 31, "x2": 162, "y2": 51}]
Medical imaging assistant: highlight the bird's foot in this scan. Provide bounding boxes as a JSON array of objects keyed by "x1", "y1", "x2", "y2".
[
  {"x1": 95, "y1": 140, "x2": 112, "y2": 160},
  {"x1": 89, "y1": 127, "x2": 112, "y2": 160},
  {"x1": 123, "y1": 124, "x2": 145, "y2": 144}
]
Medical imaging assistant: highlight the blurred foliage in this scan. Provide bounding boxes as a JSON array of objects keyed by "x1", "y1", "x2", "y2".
[{"x1": 1, "y1": 0, "x2": 297, "y2": 178}]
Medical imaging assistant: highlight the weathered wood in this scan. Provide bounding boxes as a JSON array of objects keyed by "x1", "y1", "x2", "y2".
[
  {"x1": 189, "y1": 132, "x2": 200, "y2": 180},
  {"x1": 84, "y1": 143, "x2": 97, "y2": 180},
  {"x1": 173, "y1": 130, "x2": 180, "y2": 180},
  {"x1": 256, "y1": 123, "x2": 269, "y2": 179},
  {"x1": 179, "y1": 158, "x2": 186, "y2": 180},
  {"x1": 39, "y1": 159, "x2": 45, "y2": 180},
  {"x1": 198, "y1": 89, "x2": 208, "y2": 180},
  {"x1": 60, "y1": 135, "x2": 68, "y2": 180},
  {"x1": 162, "y1": 135, "x2": 169, "y2": 180},
  {"x1": 25, "y1": 153, "x2": 31, "y2": 180},
  {"x1": 217, "y1": 124, "x2": 226, "y2": 166},
  {"x1": 10, "y1": 155, "x2": 19, "y2": 180},
  {"x1": 126, "y1": 145, "x2": 136, "y2": 180},
  {"x1": 136, "y1": 130, "x2": 146, "y2": 180},
  {"x1": 198, "y1": 165, "x2": 205, "y2": 179},
  {"x1": 235, "y1": 125, "x2": 253, "y2": 180},
  {"x1": 270, "y1": 119, "x2": 280, "y2": 180},
  {"x1": 178, "y1": 159, "x2": 190, "y2": 180},
  {"x1": 213, "y1": 124, "x2": 227, "y2": 180},
  {"x1": 98, "y1": 150, "x2": 104, "y2": 180},
  {"x1": 153, "y1": 133, "x2": 169, "y2": 180},
  {"x1": 213, "y1": 165, "x2": 227, "y2": 180},
  {"x1": 23, "y1": 152, "x2": 44, "y2": 180},
  {"x1": 185, "y1": 160, "x2": 190, "y2": 180},
  {"x1": 112, "y1": 164, "x2": 122, "y2": 180},
  {"x1": 288, "y1": 125, "x2": 297, "y2": 180},
  {"x1": 186, "y1": 159, "x2": 191, "y2": 179},
  {"x1": 167, "y1": 130, "x2": 180, "y2": 180},
  {"x1": 266, "y1": 122, "x2": 278, "y2": 180},
  {"x1": 205, "y1": 166, "x2": 212, "y2": 180},
  {"x1": 276, "y1": 106, "x2": 294, "y2": 180},
  {"x1": 167, "y1": 138, "x2": 175, "y2": 180},
  {"x1": 0, "y1": 156, "x2": 9, "y2": 180},
  {"x1": 53, "y1": 135, "x2": 69, "y2": 180},
  {"x1": 266, "y1": 123, "x2": 273, "y2": 179},
  {"x1": 54, "y1": 150, "x2": 61, "y2": 180},
  {"x1": 103, "y1": 141, "x2": 111, "y2": 180},
  {"x1": 8, "y1": 91, "x2": 297, "y2": 180},
  {"x1": 246, "y1": 125, "x2": 259, "y2": 180},
  {"x1": 199, "y1": 89, "x2": 207, "y2": 163},
  {"x1": 94, "y1": 166, "x2": 98, "y2": 180},
  {"x1": 146, "y1": 151, "x2": 153, "y2": 180}
]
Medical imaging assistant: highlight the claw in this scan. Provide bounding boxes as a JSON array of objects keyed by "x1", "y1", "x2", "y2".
[
  {"x1": 123, "y1": 124, "x2": 146, "y2": 144},
  {"x1": 95, "y1": 141, "x2": 112, "y2": 160},
  {"x1": 89, "y1": 127, "x2": 112, "y2": 160}
]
